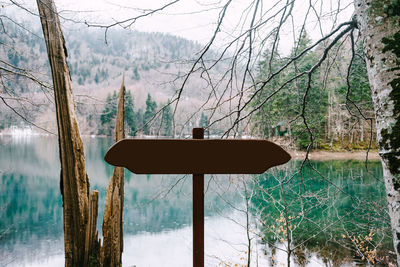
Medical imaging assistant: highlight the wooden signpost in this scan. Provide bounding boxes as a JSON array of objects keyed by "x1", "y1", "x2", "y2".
[{"x1": 104, "y1": 128, "x2": 291, "y2": 267}]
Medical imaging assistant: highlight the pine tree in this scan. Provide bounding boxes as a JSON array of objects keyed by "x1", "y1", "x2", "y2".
[
  {"x1": 94, "y1": 72, "x2": 99, "y2": 84},
  {"x1": 132, "y1": 67, "x2": 140, "y2": 80},
  {"x1": 338, "y1": 44, "x2": 373, "y2": 112},
  {"x1": 125, "y1": 90, "x2": 137, "y2": 136},
  {"x1": 289, "y1": 31, "x2": 327, "y2": 148},
  {"x1": 99, "y1": 91, "x2": 118, "y2": 135},
  {"x1": 143, "y1": 93, "x2": 157, "y2": 135},
  {"x1": 251, "y1": 31, "x2": 327, "y2": 149},
  {"x1": 161, "y1": 103, "x2": 173, "y2": 136},
  {"x1": 135, "y1": 109, "x2": 144, "y2": 134}
]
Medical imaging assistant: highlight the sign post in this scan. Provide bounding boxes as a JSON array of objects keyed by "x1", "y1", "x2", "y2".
[
  {"x1": 104, "y1": 128, "x2": 291, "y2": 267},
  {"x1": 192, "y1": 128, "x2": 204, "y2": 267}
]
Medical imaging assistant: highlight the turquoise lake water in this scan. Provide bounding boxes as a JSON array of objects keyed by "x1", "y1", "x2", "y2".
[{"x1": 0, "y1": 135, "x2": 394, "y2": 266}]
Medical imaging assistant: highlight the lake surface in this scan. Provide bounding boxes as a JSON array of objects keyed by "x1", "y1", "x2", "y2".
[{"x1": 0, "y1": 135, "x2": 395, "y2": 266}]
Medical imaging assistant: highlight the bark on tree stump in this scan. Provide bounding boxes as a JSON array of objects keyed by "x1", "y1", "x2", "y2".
[
  {"x1": 37, "y1": 0, "x2": 101, "y2": 265},
  {"x1": 102, "y1": 76, "x2": 125, "y2": 266}
]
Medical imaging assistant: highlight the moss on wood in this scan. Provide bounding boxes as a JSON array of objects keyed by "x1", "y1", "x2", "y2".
[{"x1": 379, "y1": 30, "x2": 400, "y2": 178}]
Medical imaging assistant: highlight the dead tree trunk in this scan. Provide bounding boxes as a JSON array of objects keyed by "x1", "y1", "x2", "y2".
[
  {"x1": 102, "y1": 76, "x2": 125, "y2": 266},
  {"x1": 355, "y1": 0, "x2": 400, "y2": 264},
  {"x1": 36, "y1": 0, "x2": 100, "y2": 265}
]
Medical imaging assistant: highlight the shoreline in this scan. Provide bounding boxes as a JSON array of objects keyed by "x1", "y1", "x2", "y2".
[
  {"x1": 289, "y1": 150, "x2": 380, "y2": 161},
  {"x1": 0, "y1": 132, "x2": 380, "y2": 161}
]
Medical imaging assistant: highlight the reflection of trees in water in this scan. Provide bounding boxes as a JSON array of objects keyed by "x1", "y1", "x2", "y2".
[
  {"x1": 0, "y1": 172, "x2": 64, "y2": 266},
  {"x1": 0, "y1": 136, "x2": 59, "y2": 178},
  {"x1": 252, "y1": 160, "x2": 394, "y2": 266},
  {"x1": 0, "y1": 137, "x2": 241, "y2": 246},
  {"x1": 0, "y1": 173, "x2": 63, "y2": 243},
  {"x1": 123, "y1": 174, "x2": 240, "y2": 234},
  {"x1": 0, "y1": 171, "x2": 238, "y2": 246},
  {"x1": 0, "y1": 172, "x2": 193, "y2": 239},
  {"x1": 123, "y1": 186, "x2": 193, "y2": 233}
]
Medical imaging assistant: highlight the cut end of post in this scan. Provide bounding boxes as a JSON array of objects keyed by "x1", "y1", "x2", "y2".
[{"x1": 193, "y1": 128, "x2": 204, "y2": 139}]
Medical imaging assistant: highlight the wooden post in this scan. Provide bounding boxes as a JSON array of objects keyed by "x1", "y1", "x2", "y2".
[{"x1": 192, "y1": 128, "x2": 204, "y2": 267}]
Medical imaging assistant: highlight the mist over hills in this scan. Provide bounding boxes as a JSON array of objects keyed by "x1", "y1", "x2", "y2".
[
  {"x1": 0, "y1": 21, "x2": 221, "y2": 134},
  {"x1": 64, "y1": 27, "x2": 214, "y2": 107}
]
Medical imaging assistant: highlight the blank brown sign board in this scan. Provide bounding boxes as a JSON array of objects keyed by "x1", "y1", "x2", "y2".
[
  {"x1": 104, "y1": 138, "x2": 291, "y2": 174},
  {"x1": 104, "y1": 129, "x2": 291, "y2": 267}
]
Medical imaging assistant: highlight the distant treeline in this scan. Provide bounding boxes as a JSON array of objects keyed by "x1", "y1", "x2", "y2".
[
  {"x1": 99, "y1": 92, "x2": 172, "y2": 137},
  {"x1": 98, "y1": 91, "x2": 211, "y2": 137}
]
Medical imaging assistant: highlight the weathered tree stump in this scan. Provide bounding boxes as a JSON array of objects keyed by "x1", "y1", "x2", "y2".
[
  {"x1": 37, "y1": 1, "x2": 126, "y2": 265},
  {"x1": 37, "y1": 0, "x2": 101, "y2": 265},
  {"x1": 102, "y1": 75, "x2": 125, "y2": 266}
]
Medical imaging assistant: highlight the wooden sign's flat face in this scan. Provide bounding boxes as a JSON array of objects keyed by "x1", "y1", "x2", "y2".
[{"x1": 104, "y1": 139, "x2": 291, "y2": 174}]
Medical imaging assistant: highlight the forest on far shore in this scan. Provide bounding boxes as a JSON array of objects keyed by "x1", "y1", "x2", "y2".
[{"x1": 0, "y1": 18, "x2": 375, "y2": 150}]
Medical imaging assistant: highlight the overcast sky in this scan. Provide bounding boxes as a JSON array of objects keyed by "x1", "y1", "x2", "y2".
[
  {"x1": 3, "y1": 0, "x2": 354, "y2": 53},
  {"x1": 56, "y1": 0, "x2": 230, "y2": 44}
]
